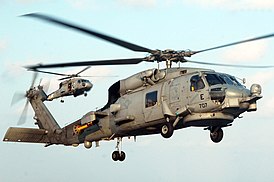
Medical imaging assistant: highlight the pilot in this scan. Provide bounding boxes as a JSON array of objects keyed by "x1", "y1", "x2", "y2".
[{"x1": 190, "y1": 76, "x2": 204, "y2": 91}]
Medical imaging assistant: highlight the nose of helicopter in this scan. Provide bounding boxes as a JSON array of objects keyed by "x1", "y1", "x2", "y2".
[
  {"x1": 225, "y1": 86, "x2": 250, "y2": 98},
  {"x1": 221, "y1": 83, "x2": 262, "y2": 113},
  {"x1": 84, "y1": 81, "x2": 93, "y2": 91}
]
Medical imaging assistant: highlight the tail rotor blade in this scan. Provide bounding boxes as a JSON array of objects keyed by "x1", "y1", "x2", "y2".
[
  {"x1": 11, "y1": 92, "x2": 26, "y2": 106},
  {"x1": 30, "y1": 72, "x2": 38, "y2": 88},
  {"x1": 42, "y1": 79, "x2": 51, "y2": 93},
  {"x1": 38, "y1": 78, "x2": 43, "y2": 86},
  {"x1": 17, "y1": 100, "x2": 29, "y2": 125}
]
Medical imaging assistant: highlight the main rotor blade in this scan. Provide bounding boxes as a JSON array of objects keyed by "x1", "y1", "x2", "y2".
[
  {"x1": 30, "y1": 69, "x2": 71, "y2": 77},
  {"x1": 81, "y1": 75, "x2": 118, "y2": 78},
  {"x1": 25, "y1": 58, "x2": 146, "y2": 69},
  {"x1": 194, "y1": 33, "x2": 274, "y2": 54},
  {"x1": 30, "y1": 69, "x2": 78, "y2": 81},
  {"x1": 58, "y1": 75, "x2": 118, "y2": 80},
  {"x1": 76, "y1": 66, "x2": 91, "y2": 75},
  {"x1": 185, "y1": 59, "x2": 274, "y2": 68},
  {"x1": 58, "y1": 76, "x2": 72, "y2": 81},
  {"x1": 22, "y1": 13, "x2": 153, "y2": 53}
]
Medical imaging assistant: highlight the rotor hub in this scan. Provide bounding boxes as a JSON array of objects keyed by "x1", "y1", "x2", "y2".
[{"x1": 145, "y1": 49, "x2": 195, "y2": 64}]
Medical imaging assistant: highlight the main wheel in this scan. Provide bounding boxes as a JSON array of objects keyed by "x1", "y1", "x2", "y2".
[
  {"x1": 112, "y1": 151, "x2": 120, "y2": 161},
  {"x1": 119, "y1": 151, "x2": 126, "y2": 161},
  {"x1": 210, "y1": 128, "x2": 223, "y2": 143},
  {"x1": 161, "y1": 122, "x2": 174, "y2": 138}
]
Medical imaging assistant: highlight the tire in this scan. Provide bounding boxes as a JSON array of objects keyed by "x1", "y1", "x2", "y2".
[
  {"x1": 210, "y1": 128, "x2": 223, "y2": 143},
  {"x1": 119, "y1": 151, "x2": 126, "y2": 161},
  {"x1": 112, "y1": 151, "x2": 120, "y2": 161},
  {"x1": 161, "y1": 122, "x2": 174, "y2": 138}
]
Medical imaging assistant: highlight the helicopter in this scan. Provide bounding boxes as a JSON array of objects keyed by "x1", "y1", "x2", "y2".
[
  {"x1": 32, "y1": 66, "x2": 93, "y2": 102},
  {"x1": 3, "y1": 13, "x2": 274, "y2": 162}
]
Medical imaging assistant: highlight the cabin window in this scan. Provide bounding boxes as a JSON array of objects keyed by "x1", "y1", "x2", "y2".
[
  {"x1": 190, "y1": 75, "x2": 205, "y2": 91},
  {"x1": 145, "y1": 91, "x2": 157, "y2": 108}
]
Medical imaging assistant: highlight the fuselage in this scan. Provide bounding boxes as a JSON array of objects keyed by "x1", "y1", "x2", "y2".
[
  {"x1": 69, "y1": 67, "x2": 262, "y2": 144},
  {"x1": 47, "y1": 78, "x2": 93, "y2": 101},
  {"x1": 3, "y1": 67, "x2": 262, "y2": 148}
]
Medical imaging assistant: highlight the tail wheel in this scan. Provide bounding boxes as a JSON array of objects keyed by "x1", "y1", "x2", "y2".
[
  {"x1": 210, "y1": 128, "x2": 223, "y2": 143},
  {"x1": 161, "y1": 122, "x2": 174, "y2": 138}
]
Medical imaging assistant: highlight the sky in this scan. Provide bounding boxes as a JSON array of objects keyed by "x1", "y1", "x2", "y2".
[{"x1": 1, "y1": 1, "x2": 274, "y2": 182}]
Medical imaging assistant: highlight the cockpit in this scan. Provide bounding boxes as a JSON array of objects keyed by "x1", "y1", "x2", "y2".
[
  {"x1": 190, "y1": 72, "x2": 243, "y2": 91},
  {"x1": 204, "y1": 73, "x2": 242, "y2": 87},
  {"x1": 77, "y1": 79, "x2": 86, "y2": 84},
  {"x1": 77, "y1": 79, "x2": 93, "y2": 91},
  {"x1": 190, "y1": 72, "x2": 246, "y2": 105}
]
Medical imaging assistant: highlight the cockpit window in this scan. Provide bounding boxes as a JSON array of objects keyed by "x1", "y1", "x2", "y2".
[
  {"x1": 229, "y1": 76, "x2": 242, "y2": 86},
  {"x1": 219, "y1": 74, "x2": 234, "y2": 85},
  {"x1": 205, "y1": 73, "x2": 243, "y2": 87},
  {"x1": 205, "y1": 74, "x2": 225, "y2": 86},
  {"x1": 190, "y1": 75, "x2": 205, "y2": 91}
]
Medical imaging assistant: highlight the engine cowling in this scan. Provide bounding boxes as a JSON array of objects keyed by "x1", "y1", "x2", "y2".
[{"x1": 119, "y1": 69, "x2": 166, "y2": 95}]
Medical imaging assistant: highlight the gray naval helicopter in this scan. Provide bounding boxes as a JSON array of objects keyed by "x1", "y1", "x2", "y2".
[
  {"x1": 32, "y1": 66, "x2": 93, "y2": 102},
  {"x1": 3, "y1": 13, "x2": 274, "y2": 162}
]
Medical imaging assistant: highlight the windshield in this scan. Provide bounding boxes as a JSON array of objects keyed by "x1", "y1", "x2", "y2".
[
  {"x1": 205, "y1": 73, "x2": 243, "y2": 87},
  {"x1": 205, "y1": 74, "x2": 225, "y2": 86},
  {"x1": 228, "y1": 75, "x2": 242, "y2": 86}
]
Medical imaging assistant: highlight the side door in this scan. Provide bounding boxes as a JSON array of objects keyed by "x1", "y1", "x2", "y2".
[{"x1": 143, "y1": 84, "x2": 164, "y2": 123}]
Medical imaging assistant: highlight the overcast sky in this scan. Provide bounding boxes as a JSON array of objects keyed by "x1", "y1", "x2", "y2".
[{"x1": 1, "y1": 1, "x2": 274, "y2": 182}]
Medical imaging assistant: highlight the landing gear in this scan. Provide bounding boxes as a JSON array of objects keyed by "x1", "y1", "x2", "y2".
[
  {"x1": 210, "y1": 127, "x2": 223, "y2": 143},
  {"x1": 112, "y1": 137, "x2": 126, "y2": 162},
  {"x1": 84, "y1": 92, "x2": 87, "y2": 97},
  {"x1": 161, "y1": 119, "x2": 174, "y2": 138},
  {"x1": 112, "y1": 151, "x2": 126, "y2": 161}
]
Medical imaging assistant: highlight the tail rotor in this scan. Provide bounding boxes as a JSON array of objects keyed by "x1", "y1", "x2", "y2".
[{"x1": 11, "y1": 72, "x2": 39, "y2": 125}]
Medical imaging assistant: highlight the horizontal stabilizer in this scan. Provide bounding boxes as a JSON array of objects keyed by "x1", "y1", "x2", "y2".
[{"x1": 3, "y1": 127, "x2": 50, "y2": 144}]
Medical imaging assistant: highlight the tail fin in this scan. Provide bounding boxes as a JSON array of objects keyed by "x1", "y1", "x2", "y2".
[
  {"x1": 29, "y1": 87, "x2": 61, "y2": 133},
  {"x1": 3, "y1": 87, "x2": 63, "y2": 145}
]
